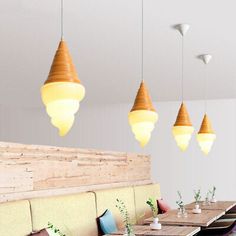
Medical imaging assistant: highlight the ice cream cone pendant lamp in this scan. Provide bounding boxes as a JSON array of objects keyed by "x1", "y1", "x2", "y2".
[
  {"x1": 41, "y1": 0, "x2": 85, "y2": 136},
  {"x1": 129, "y1": 81, "x2": 158, "y2": 147},
  {"x1": 197, "y1": 54, "x2": 216, "y2": 155},
  {"x1": 172, "y1": 24, "x2": 194, "y2": 151},
  {"x1": 173, "y1": 102, "x2": 194, "y2": 151},
  {"x1": 128, "y1": 0, "x2": 158, "y2": 147}
]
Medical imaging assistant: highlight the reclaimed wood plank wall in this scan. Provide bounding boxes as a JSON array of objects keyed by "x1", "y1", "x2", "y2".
[{"x1": 0, "y1": 142, "x2": 151, "y2": 202}]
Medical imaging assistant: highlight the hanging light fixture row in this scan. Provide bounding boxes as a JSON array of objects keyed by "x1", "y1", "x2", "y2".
[
  {"x1": 40, "y1": 0, "x2": 215, "y2": 154},
  {"x1": 171, "y1": 24, "x2": 216, "y2": 154}
]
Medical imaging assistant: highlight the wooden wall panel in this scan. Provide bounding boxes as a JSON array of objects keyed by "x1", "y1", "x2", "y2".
[{"x1": 0, "y1": 142, "x2": 151, "y2": 202}]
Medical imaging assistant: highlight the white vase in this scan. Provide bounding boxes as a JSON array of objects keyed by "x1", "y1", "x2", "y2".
[
  {"x1": 192, "y1": 204, "x2": 201, "y2": 214},
  {"x1": 150, "y1": 217, "x2": 162, "y2": 230},
  {"x1": 153, "y1": 217, "x2": 159, "y2": 224}
]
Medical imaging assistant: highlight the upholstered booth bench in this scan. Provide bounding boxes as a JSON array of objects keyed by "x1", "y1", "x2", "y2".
[{"x1": 0, "y1": 183, "x2": 161, "y2": 236}]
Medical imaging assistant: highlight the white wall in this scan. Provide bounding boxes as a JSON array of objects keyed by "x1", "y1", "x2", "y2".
[{"x1": 0, "y1": 99, "x2": 235, "y2": 207}]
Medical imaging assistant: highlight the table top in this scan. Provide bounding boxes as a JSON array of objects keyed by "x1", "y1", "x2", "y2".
[
  {"x1": 185, "y1": 201, "x2": 236, "y2": 212},
  {"x1": 106, "y1": 225, "x2": 200, "y2": 236},
  {"x1": 144, "y1": 209, "x2": 225, "y2": 227}
]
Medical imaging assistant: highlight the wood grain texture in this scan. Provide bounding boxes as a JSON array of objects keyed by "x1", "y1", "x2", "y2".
[
  {"x1": 185, "y1": 201, "x2": 236, "y2": 212},
  {"x1": 144, "y1": 209, "x2": 225, "y2": 227},
  {"x1": 174, "y1": 103, "x2": 192, "y2": 126},
  {"x1": 107, "y1": 225, "x2": 200, "y2": 236},
  {"x1": 0, "y1": 142, "x2": 151, "y2": 203},
  {"x1": 198, "y1": 114, "x2": 214, "y2": 134},
  {"x1": 130, "y1": 81, "x2": 156, "y2": 112},
  {"x1": 45, "y1": 40, "x2": 81, "y2": 84}
]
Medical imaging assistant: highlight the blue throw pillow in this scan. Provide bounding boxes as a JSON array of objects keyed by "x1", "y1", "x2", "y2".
[{"x1": 99, "y1": 209, "x2": 118, "y2": 234}]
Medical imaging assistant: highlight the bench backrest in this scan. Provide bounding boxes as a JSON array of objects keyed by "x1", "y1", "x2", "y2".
[{"x1": 0, "y1": 184, "x2": 161, "y2": 236}]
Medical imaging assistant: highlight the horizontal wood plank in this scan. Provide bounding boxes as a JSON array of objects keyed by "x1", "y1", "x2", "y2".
[
  {"x1": 145, "y1": 209, "x2": 225, "y2": 227},
  {"x1": 108, "y1": 225, "x2": 200, "y2": 236},
  {"x1": 0, "y1": 142, "x2": 151, "y2": 202},
  {"x1": 185, "y1": 201, "x2": 236, "y2": 212}
]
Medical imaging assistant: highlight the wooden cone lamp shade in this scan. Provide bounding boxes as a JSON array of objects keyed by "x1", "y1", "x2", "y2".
[
  {"x1": 196, "y1": 54, "x2": 216, "y2": 155},
  {"x1": 197, "y1": 114, "x2": 216, "y2": 155},
  {"x1": 128, "y1": 81, "x2": 158, "y2": 147},
  {"x1": 172, "y1": 103, "x2": 194, "y2": 151},
  {"x1": 41, "y1": 40, "x2": 85, "y2": 136}
]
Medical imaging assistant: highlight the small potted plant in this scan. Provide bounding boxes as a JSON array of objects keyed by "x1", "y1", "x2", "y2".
[
  {"x1": 116, "y1": 199, "x2": 135, "y2": 236},
  {"x1": 203, "y1": 190, "x2": 211, "y2": 206},
  {"x1": 210, "y1": 186, "x2": 217, "y2": 203},
  {"x1": 176, "y1": 191, "x2": 187, "y2": 218},
  {"x1": 192, "y1": 189, "x2": 201, "y2": 214},
  {"x1": 146, "y1": 197, "x2": 161, "y2": 230}
]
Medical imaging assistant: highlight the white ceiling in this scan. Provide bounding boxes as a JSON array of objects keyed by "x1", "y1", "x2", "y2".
[{"x1": 0, "y1": 0, "x2": 235, "y2": 107}]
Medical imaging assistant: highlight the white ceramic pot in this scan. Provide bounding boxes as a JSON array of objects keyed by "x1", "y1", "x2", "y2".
[
  {"x1": 153, "y1": 217, "x2": 159, "y2": 224},
  {"x1": 192, "y1": 204, "x2": 201, "y2": 214},
  {"x1": 150, "y1": 217, "x2": 162, "y2": 230}
]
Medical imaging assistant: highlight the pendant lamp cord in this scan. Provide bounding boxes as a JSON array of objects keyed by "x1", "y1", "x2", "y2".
[
  {"x1": 205, "y1": 64, "x2": 208, "y2": 114},
  {"x1": 141, "y1": 0, "x2": 144, "y2": 82},
  {"x1": 61, "y1": 0, "x2": 64, "y2": 40},
  {"x1": 181, "y1": 36, "x2": 184, "y2": 102}
]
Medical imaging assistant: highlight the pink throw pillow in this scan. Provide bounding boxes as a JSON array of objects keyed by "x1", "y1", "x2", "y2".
[{"x1": 157, "y1": 199, "x2": 171, "y2": 213}]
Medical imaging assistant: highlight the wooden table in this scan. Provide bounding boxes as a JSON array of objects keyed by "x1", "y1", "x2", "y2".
[
  {"x1": 144, "y1": 209, "x2": 225, "y2": 227},
  {"x1": 185, "y1": 201, "x2": 236, "y2": 212},
  {"x1": 106, "y1": 225, "x2": 200, "y2": 236}
]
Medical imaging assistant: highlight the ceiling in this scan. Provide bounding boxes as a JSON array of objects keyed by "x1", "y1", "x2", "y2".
[{"x1": 0, "y1": 0, "x2": 235, "y2": 107}]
